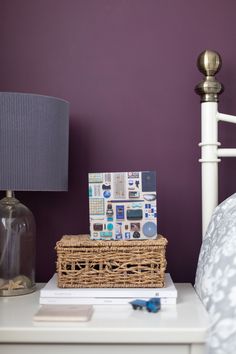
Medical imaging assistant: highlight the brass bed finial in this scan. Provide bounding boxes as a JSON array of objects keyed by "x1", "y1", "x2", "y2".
[{"x1": 195, "y1": 50, "x2": 224, "y2": 102}]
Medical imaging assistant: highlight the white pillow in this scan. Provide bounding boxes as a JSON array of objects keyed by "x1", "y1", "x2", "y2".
[{"x1": 195, "y1": 193, "x2": 236, "y2": 354}]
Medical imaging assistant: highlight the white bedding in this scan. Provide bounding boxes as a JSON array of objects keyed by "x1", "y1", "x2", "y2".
[{"x1": 195, "y1": 193, "x2": 236, "y2": 354}]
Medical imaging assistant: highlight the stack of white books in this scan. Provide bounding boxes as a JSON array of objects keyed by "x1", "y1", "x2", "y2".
[{"x1": 40, "y1": 273, "x2": 177, "y2": 305}]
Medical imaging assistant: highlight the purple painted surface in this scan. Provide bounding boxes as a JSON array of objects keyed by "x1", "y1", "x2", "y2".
[{"x1": 1, "y1": 0, "x2": 236, "y2": 282}]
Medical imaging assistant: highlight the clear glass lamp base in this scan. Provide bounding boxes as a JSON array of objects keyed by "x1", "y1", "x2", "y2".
[
  {"x1": 0, "y1": 193, "x2": 36, "y2": 296},
  {"x1": 0, "y1": 282, "x2": 37, "y2": 296}
]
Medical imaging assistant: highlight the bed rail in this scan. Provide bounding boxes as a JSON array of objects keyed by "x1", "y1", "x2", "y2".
[{"x1": 195, "y1": 50, "x2": 236, "y2": 238}]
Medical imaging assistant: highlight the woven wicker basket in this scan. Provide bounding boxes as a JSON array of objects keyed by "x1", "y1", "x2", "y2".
[{"x1": 56, "y1": 234, "x2": 168, "y2": 288}]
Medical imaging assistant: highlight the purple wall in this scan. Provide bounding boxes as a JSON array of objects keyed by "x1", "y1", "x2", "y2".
[{"x1": 1, "y1": 0, "x2": 236, "y2": 283}]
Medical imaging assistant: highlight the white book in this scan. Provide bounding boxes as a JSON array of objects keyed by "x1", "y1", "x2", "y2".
[
  {"x1": 40, "y1": 296, "x2": 176, "y2": 305},
  {"x1": 40, "y1": 273, "x2": 177, "y2": 299},
  {"x1": 33, "y1": 304, "x2": 93, "y2": 322}
]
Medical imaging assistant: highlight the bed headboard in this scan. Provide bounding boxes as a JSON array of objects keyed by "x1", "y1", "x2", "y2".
[{"x1": 195, "y1": 50, "x2": 236, "y2": 238}]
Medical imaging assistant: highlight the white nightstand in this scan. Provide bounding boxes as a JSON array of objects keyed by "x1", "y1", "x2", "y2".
[{"x1": 0, "y1": 283, "x2": 209, "y2": 354}]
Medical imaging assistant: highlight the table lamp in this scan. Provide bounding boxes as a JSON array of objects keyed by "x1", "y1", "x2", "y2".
[{"x1": 0, "y1": 92, "x2": 69, "y2": 296}]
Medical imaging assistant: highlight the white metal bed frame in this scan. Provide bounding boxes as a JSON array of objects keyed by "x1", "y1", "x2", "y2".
[{"x1": 196, "y1": 50, "x2": 236, "y2": 238}]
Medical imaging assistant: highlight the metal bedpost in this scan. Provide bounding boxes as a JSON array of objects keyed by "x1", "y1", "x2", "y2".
[{"x1": 195, "y1": 50, "x2": 236, "y2": 239}]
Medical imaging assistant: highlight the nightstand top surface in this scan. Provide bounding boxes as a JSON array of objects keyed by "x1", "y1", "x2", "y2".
[{"x1": 0, "y1": 283, "x2": 209, "y2": 344}]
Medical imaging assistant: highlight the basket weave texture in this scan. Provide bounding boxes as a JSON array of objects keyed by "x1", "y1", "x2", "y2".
[{"x1": 56, "y1": 234, "x2": 168, "y2": 288}]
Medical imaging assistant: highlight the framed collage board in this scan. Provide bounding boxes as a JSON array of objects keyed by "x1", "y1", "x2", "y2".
[{"x1": 88, "y1": 171, "x2": 157, "y2": 240}]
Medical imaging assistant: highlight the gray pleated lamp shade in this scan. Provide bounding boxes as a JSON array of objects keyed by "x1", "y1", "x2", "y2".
[{"x1": 0, "y1": 92, "x2": 69, "y2": 191}]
